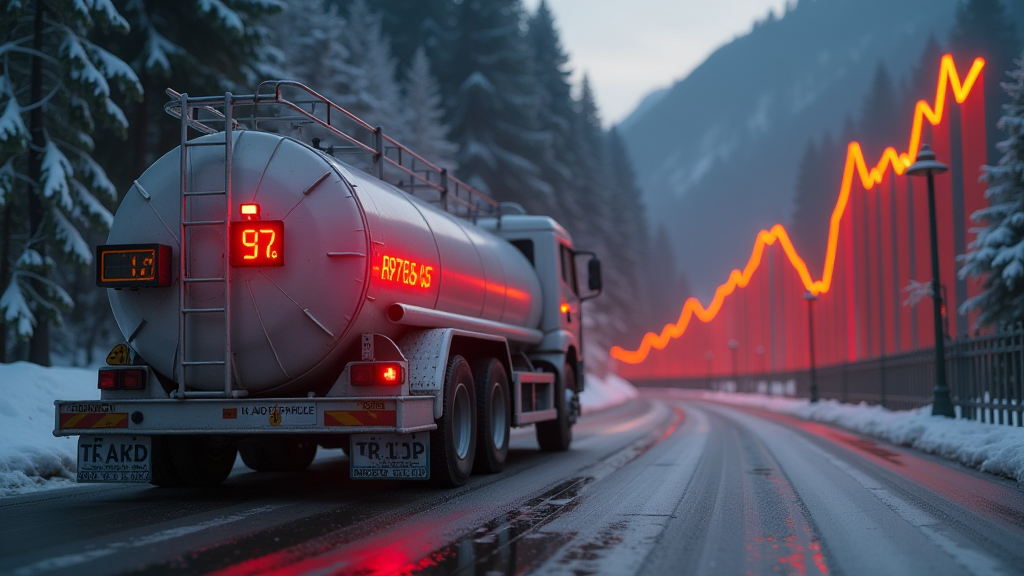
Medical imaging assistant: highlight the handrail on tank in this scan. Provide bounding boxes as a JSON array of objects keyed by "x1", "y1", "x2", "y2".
[{"x1": 162, "y1": 81, "x2": 501, "y2": 222}]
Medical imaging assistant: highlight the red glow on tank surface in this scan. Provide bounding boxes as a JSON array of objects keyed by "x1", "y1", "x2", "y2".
[{"x1": 611, "y1": 54, "x2": 985, "y2": 365}]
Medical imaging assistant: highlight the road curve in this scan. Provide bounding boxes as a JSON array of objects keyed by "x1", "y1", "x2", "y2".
[{"x1": 1, "y1": 390, "x2": 1021, "y2": 576}]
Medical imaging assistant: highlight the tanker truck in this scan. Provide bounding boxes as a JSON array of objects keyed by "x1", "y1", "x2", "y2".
[{"x1": 52, "y1": 83, "x2": 601, "y2": 488}]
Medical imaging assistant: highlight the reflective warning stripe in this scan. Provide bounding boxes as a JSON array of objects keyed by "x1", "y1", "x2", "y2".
[
  {"x1": 59, "y1": 412, "x2": 129, "y2": 429},
  {"x1": 324, "y1": 410, "x2": 397, "y2": 427}
]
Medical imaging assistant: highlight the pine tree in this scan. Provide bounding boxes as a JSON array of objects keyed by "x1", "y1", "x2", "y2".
[
  {"x1": 527, "y1": 0, "x2": 575, "y2": 224},
  {"x1": 1, "y1": 0, "x2": 142, "y2": 364},
  {"x1": 858, "y1": 62, "x2": 902, "y2": 162},
  {"x1": 270, "y1": 0, "x2": 347, "y2": 100},
  {"x1": 948, "y1": 0, "x2": 1021, "y2": 164},
  {"x1": 364, "y1": 0, "x2": 452, "y2": 75},
  {"x1": 960, "y1": 52, "x2": 1024, "y2": 328},
  {"x1": 440, "y1": 0, "x2": 551, "y2": 214},
  {"x1": 336, "y1": 0, "x2": 407, "y2": 141},
  {"x1": 402, "y1": 47, "x2": 457, "y2": 174},
  {"x1": 94, "y1": 0, "x2": 284, "y2": 188}
]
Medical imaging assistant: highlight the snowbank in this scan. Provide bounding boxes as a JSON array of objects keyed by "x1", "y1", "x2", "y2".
[
  {"x1": 698, "y1": 391, "x2": 1024, "y2": 483},
  {"x1": 0, "y1": 362, "x2": 97, "y2": 496},
  {"x1": 579, "y1": 372, "x2": 638, "y2": 414}
]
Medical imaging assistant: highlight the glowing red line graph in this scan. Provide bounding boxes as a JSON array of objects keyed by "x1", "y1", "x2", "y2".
[{"x1": 611, "y1": 54, "x2": 986, "y2": 365}]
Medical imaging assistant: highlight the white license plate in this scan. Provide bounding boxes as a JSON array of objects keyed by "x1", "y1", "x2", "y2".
[
  {"x1": 77, "y1": 435, "x2": 152, "y2": 483},
  {"x1": 350, "y1": 433, "x2": 429, "y2": 480}
]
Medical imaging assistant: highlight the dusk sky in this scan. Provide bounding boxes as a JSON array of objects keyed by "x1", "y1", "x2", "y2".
[{"x1": 523, "y1": 0, "x2": 792, "y2": 125}]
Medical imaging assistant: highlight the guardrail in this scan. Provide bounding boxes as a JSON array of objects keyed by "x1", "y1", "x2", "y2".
[{"x1": 636, "y1": 326, "x2": 1024, "y2": 427}]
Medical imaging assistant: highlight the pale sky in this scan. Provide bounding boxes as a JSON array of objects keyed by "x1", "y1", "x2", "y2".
[{"x1": 522, "y1": 0, "x2": 792, "y2": 125}]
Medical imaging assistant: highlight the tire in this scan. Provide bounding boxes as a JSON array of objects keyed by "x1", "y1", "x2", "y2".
[
  {"x1": 240, "y1": 436, "x2": 318, "y2": 472},
  {"x1": 149, "y1": 436, "x2": 184, "y2": 487},
  {"x1": 472, "y1": 358, "x2": 510, "y2": 474},
  {"x1": 430, "y1": 355, "x2": 477, "y2": 487},
  {"x1": 165, "y1": 435, "x2": 237, "y2": 487},
  {"x1": 536, "y1": 363, "x2": 575, "y2": 452}
]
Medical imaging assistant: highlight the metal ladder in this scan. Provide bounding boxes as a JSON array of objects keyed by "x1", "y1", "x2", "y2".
[{"x1": 174, "y1": 93, "x2": 241, "y2": 398}]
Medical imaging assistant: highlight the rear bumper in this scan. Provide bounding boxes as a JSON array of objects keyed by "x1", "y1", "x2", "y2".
[{"x1": 53, "y1": 396, "x2": 436, "y2": 436}]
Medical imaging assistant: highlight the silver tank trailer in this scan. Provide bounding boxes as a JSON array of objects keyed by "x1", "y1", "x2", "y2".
[{"x1": 107, "y1": 131, "x2": 543, "y2": 396}]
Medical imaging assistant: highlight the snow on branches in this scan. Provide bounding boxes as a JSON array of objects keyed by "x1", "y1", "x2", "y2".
[
  {"x1": 1, "y1": 0, "x2": 141, "y2": 341},
  {"x1": 959, "y1": 51, "x2": 1024, "y2": 328}
]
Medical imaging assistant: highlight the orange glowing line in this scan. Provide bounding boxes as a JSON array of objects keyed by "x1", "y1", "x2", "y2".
[{"x1": 611, "y1": 54, "x2": 985, "y2": 364}]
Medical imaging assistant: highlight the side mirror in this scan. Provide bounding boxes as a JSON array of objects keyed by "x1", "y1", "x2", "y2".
[
  {"x1": 574, "y1": 251, "x2": 602, "y2": 301},
  {"x1": 588, "y1": 259, "x2": 602, "y2": 292}
]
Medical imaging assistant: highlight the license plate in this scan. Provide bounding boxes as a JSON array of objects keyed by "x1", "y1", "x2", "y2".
[
  {"x1": 350, "y1": 433, "x2": 429, "y2": 480},
  {"x1": 77, "y1": 435, "x2": 152, "y2": 483}
]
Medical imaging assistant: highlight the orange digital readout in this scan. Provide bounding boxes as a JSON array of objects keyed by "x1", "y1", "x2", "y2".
[
  {"x1": 378, "y1": 255, "x2": 433, "y2": 289},
  {"x1": 230, "y1": 221, "x2": 284, "y2": 267}
]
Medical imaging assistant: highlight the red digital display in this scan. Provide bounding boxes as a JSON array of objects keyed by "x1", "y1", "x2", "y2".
[
  {"x1": 230, "y1": 221, "x2": 284, "y2": 267},
  {"x1": 376, "y1": 255, "x2": 433, "y2": 289}
]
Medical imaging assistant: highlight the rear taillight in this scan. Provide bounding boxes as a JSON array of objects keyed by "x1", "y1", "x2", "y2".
[
  {"x1": 98, "y1": 370, "x2": 118, "y2": 390},
  {"x1": 350, "y1": 362, "x2": 404, "y2": 386},
  {"x1": 121, "y1": 369, "x2": 145, "y2": 390},
  {"x1": 98, "y1": 368, "x2": 146, "y2": 391}
]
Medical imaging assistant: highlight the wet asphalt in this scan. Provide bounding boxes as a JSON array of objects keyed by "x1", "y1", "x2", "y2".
[{"x1": 1, "y1": 390, "x2": 1022, "y2": 576}]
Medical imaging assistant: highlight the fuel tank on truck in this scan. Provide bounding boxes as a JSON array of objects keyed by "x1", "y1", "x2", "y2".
[{"x1": 106, "y1": 130, "x2": 542, "y2": 396}]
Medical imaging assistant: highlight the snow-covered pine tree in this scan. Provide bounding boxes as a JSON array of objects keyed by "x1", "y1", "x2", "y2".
[
  {"x1": 402, "y1": 47, "x2": 457, "y2": 176},
  {"x1": 269, "y1": 0, "x2": 347, "y2": 101},
  {"x1": 1, "y1": 0, "x2": 142, "y2": 364},
  {"x1": 336, "y1": 0, "x2": 407, "y2": 142},
  {"x1": 94, "y1": 0, "x2": 284, "y2": 184},
  {"x1": 959, "y1": 51, "x2": 1024, "y2": 329},
  {"x1": 527, "y1": 0, "x2": 575, "y2": 226},
  {"x1": 440, "y1": 0, "x2": 551, "y2": 215}
]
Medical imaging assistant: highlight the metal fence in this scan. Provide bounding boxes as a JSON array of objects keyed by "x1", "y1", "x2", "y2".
[{"x1": 636, "y1": 327, "x2": 1024, "y2": 427}]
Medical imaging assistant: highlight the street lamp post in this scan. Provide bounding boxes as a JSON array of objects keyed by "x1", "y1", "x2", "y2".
[
  {"x1": 906, "y1": 144, "x2": 956, "y2": 418},
  {"x1": 727, "y1": 339, "x2": 739, "y2": 391},
  {"x1": 802, "y1": 291, "x2": 818, "y2": 403}
]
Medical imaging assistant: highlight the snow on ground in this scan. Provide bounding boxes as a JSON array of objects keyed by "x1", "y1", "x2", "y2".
[
  {"x1": 0, "y1": 362, "x2": 98, "y2": 496},
  {"x1": 696, "y1": 390, "x2": 1024, "y2": 483},
  {"x1": 579, "y1": 372, "x2": 638, "y2": 414},
  {"x1": 0, "y1": 362, "x2": 638, "y2": 497}
]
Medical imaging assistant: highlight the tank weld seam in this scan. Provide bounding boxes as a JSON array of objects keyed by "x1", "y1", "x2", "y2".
[
  {"x1": 245, "y1": 276, "x2": 291, "y2": 379},
  {"x1": 144, "y1": 193, "x2": 180, "y2": 246},
  {"x1": 250, "y1": 137, "x2": 286, "y2": 205}
]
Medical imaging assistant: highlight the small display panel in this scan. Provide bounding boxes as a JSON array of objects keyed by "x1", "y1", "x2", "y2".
[
  {"x1": 376, "y1": 255, "x2": 433, "y2": 289},
  {"x1": 230, "y1": 220, "x2": 285, "y2": 267},
  {"x1": 96, "y1": 244, "x2": 171, "y2": 288}
]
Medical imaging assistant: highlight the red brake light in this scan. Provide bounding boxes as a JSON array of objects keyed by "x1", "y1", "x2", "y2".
[
  {"x1": 378, "y1": 363, "x2": 402, "y2": 385},
  {"x1": 98, "y1": 370, "x2": 118, "y2": 390},
  {"x1": 351, "y1": 364, "x2": 374, "y2": 386},
  {"x1": 121, "y1": 369, "x2": 145, "y2": 390}
]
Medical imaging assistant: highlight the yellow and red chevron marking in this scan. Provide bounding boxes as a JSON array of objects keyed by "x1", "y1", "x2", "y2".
[
  {"x1": 324, "y1": 410, "x2": 397, "y2": 427},
  {"x1": 611, "y1": 54, "x2": 986, "y2": 364},
  {"x1": 59, "y1": 412, "x2": 129, "y2": 430}
]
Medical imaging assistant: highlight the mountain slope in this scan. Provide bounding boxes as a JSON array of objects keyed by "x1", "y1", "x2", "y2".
[{"x1": 619, "y1": 0, "x2": 959, "y2": 299}]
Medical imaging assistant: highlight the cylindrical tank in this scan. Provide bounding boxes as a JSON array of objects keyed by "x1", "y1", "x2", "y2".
[{"x1": 106, "y1": 131, "x2": 542, "y2": 396}]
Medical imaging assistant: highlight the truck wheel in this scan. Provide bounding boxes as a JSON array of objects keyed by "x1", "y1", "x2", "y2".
[
  {"x1": 473, "y1": 358, "x2": 510, "y2": 474},
  {"x1": 536, "y1": 363, "x2": 575, "y2": 452},
  {"x1": 240, "y1": 437, "x2": 318, "y2": 472},
  {"x1": 431, "y1": 355, "x2": 477, "y2": 487},
  {"x1": 150, "y1": 436, "x2": 184, "y2": 487},
  {"x1": 167, "y1": 435, "x2": 237, "y2": 486}
]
